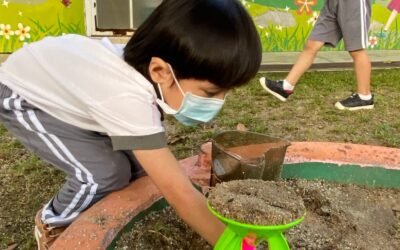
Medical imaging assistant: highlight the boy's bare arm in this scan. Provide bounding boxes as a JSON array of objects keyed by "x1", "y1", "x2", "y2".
[{"x1": 133, "y1": 147, "x2": 225, "y2": 245}]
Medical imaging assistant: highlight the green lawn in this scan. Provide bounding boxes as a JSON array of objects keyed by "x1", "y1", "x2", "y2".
[
  {"x1": 169, "y1": 68, "x2": 400, "y2": 158},
  {"x1": 1, "y1": 68, "x2": 400, "y2": 249}
]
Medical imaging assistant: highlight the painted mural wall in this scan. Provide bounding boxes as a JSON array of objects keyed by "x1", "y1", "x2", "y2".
[
  {"x1": 0, "y1": 0, "x2": 399, "y2": 53},
  {"x1": 247, "y1": 0, "x2": 400, "y2": 51},
  {"x1": 0, "y1": 0, "x2": 85, "y2": 53}
]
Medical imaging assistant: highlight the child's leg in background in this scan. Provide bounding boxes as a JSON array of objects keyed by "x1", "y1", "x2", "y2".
[
  {"x1": 339, "y1": 0, "x2": 372, "y2": 96},
  {"x1": 334, "y1": 0, "x2": 374, "y2": 110},
  {"x1": 0, "y1": 82, "x2": 145, "y2": 228},
  {"x1": 285, "y1": 40, "x2": 325, "y2": 86},
  {"x1": 349, "y1": 49, "x2": 371, "y2": 95},
  {"x1": 260, "y1": 0, "x2": 342, "y2": 101},
  {"x1": 286, "y1": 0, "x2": 342, "y2": 87}
]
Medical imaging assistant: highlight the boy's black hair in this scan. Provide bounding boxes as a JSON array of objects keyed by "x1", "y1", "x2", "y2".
[{"x1": 124, "y1": 0, "x2": 261, "y2": 89}]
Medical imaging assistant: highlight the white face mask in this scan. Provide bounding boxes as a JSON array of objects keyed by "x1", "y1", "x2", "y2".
[{"x1": 156, "y1": 65, "x2": 225, "y2": 126}]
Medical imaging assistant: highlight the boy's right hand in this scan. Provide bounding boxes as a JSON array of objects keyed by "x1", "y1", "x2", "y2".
[{"x1": 133, "y1": 147, "x2": 225, "y2": 245}]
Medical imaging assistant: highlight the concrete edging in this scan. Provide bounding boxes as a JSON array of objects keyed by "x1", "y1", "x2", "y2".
[{"x1": 51, "y1": 141, "x2": 400, "y2": 249}]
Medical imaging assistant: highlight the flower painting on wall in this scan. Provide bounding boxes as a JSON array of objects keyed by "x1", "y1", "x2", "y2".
[
  {"x1": 0, "y1": 0, "x2": 85, "y2": 52},
  {"x1": 1, "y1": 0, "x2": 400, "y2": 53},
  {"x1": 245, "y1": 0, "x2": 400, "y2": 51},
  {"x1": 294, "y1": 0, "x2": 318, "y2": 15}
]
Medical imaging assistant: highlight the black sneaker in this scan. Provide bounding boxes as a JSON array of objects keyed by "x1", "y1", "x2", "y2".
[
  {"x1": 259, "y1": 77, "x2": 293, "y2": 102},
  {"x1": 334, "y1": 93, "x2": 374, "y2": 111}
]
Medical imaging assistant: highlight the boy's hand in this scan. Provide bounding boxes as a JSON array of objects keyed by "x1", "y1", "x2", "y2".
[{"x1": 133, "y1": 147, "x2": 225, "y2": 245}]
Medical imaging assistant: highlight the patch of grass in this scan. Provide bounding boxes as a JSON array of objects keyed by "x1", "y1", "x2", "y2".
[
  {"x1": 0, "y1": 69, "x2": 399, "y2": 248},
  {"x1": 374, "y1": 123, "x2": 400, "y2": 146},
  {"x1": 0, "y1": 126, "x2": 64, "y2": 249},
  {"x1": 167, "y1": 69, "x2": 400, "y2": 158}
]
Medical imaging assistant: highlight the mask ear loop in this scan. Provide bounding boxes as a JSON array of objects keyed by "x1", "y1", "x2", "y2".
[
  {"x1": 167, "y1": 64, "x2": 185, "y2": 96},
  {"x1": 157, "y1": 64, "x2": 185, "y2": 102},
  {"x1": 157, "y1": 84, "x2": 166, "y2": 102}
]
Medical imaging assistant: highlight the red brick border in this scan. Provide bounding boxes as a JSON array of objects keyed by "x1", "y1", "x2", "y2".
[
  {"x1": 51, "y1": 142, "x2": 400, "y2": 249},
  {"x1": 286, "y1": 142, "x2": 400, "y2": 170}
]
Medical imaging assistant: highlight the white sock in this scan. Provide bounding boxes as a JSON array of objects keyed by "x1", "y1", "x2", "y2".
[
  {"x1": 283, "y1": 79, "x2": 295, "y2": 91},
  {"x1": 358, "y1": 93, "x2": 372, "y2": 100}
]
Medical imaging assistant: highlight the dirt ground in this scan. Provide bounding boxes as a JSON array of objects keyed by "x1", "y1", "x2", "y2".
[
  {"x1": 115, "y1": 179, "x2": 400, "y2": 250},
  {"x1": 114, "y1": 206, "x2": 213, "y2": 250}
]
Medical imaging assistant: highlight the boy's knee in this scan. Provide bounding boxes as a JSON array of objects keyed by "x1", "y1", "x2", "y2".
[
  {"x1": 303, "y1": 41, "x2": 322, "y2": 54},
  {"x1": 349, "y1": 50, "x2": 370, "y2": 63},
  {"x1": 349, "y1": 49, "x2": 367, "y2": 57}
]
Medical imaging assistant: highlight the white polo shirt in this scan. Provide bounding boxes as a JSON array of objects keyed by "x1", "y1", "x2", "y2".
[{"x1": 0, "y1": 35, "x2": 166, "y2": 150}]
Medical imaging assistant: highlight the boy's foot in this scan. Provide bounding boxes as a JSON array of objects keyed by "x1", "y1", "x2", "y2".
[
  {"x1": 259, "y1": 77, "x2": 293, "y2": 102},
  {"x1": 34, "y1": 210, "x2": 67, "y2": 249},
  {"x1": 334, "y1": 93, "x2": 374, "y2": 111}
]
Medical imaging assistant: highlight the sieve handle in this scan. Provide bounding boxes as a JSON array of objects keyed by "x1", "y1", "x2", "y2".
[{"x1": 265, "y1": 232, "x2": 290, "y2": 250}]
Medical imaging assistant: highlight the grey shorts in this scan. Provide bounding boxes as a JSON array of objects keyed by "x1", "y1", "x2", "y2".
[
  {"x1": 0, "y1": 82, "x2": 147, "y2": 227},
  {"x1": 309, "y1": 0, "x2": 372, "y2": 51}
]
